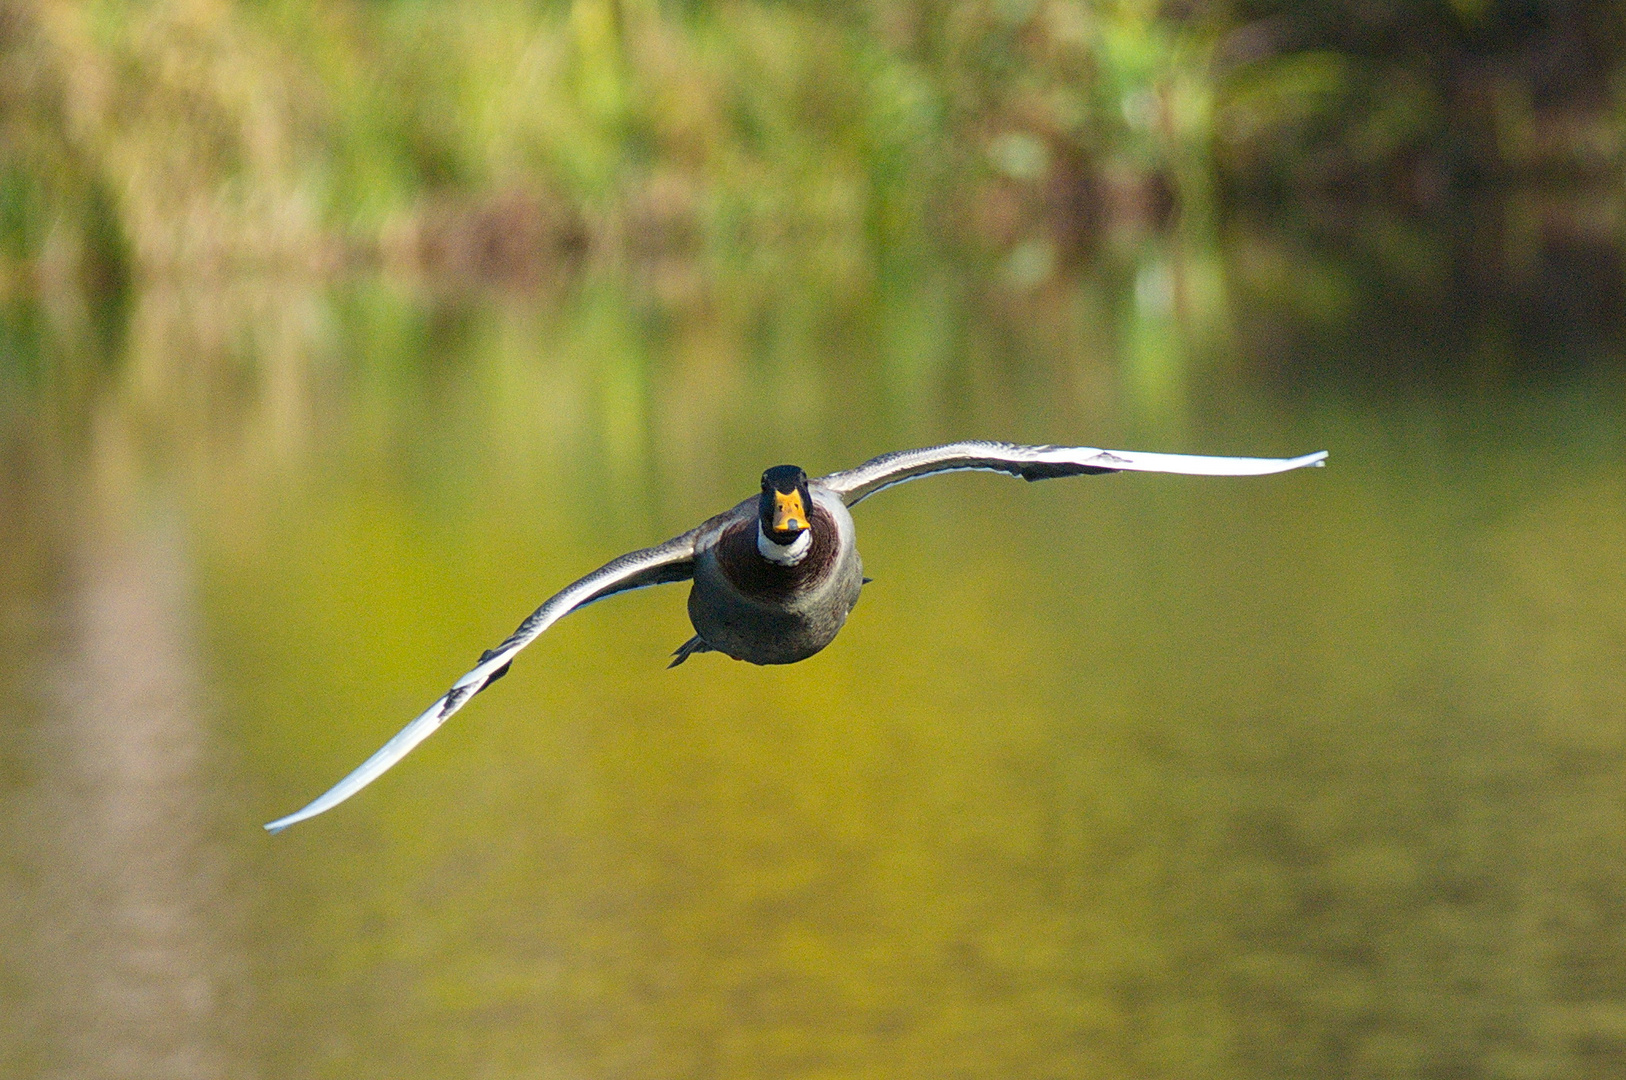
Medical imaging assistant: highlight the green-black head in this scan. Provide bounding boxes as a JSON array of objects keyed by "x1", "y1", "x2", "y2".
[{"x1": 758, "y1": 465, "x2": 812, "y2": 545}]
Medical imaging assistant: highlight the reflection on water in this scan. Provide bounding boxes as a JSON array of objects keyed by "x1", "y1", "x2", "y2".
[
  {"x1": 2, "y1": 229, "x2": 1624, "y2": 1078},
  {"x1": 0, "y1": 413, "x2": 240, "y2": 1079}
]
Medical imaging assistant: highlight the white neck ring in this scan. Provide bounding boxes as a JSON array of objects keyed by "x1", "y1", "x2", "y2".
[{"x1": 757, "y1": 522, "x2": 812, "y2": 565}]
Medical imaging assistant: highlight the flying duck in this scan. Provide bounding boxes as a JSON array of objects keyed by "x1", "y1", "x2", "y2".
[{"x1": 265, "y1": 441, "x2": 1326, "y2": 832}]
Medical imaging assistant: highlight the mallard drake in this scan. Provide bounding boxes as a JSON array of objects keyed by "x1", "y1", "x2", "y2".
[{"x1": 265, "y1": 441, "x2": 1326, "y2": 832}]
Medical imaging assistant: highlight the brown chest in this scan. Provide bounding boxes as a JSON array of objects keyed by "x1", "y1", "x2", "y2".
[{"x1": 714, "y1": 505, "x2": 842, "y2": 601}]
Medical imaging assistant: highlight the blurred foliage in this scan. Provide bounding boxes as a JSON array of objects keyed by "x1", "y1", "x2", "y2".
[
  {"x1": 0, "y1": 0, "x2": 1620, "y2": 305},
  {"x1": 1213, "y1": 0, "x2": 1626, "y2": 195}
]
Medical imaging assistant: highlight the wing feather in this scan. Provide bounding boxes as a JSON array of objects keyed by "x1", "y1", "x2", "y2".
[
  {"x1": 815, "y1": 441, "x2": 1327, "y2": 506},
  {"x1": 263, "y1": 531, "x2": 699, "y2": 833}
]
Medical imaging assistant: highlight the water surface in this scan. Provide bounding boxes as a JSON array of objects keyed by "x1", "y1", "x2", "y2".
[{"x1": 2, "y1": 239, "x2": 1624, "y2": 1079}]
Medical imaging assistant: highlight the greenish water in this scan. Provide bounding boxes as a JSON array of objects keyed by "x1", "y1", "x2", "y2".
[{"x1": 2, "y1": 245, "x2": 1624, "y2": 1079}]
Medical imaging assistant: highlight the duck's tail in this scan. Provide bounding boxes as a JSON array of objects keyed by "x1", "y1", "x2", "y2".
[{"x1": 668, "y1": 635, "x2": 714, "y2": 668}]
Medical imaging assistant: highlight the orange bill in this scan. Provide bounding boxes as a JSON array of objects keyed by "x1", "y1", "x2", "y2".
[{"x1": 772, "y1": 490, "x2": 808, "y2": 532}]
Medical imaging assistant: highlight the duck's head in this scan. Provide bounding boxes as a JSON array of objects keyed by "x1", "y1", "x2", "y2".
[{"x1": 757, "y1": 465, "x2": 813, "y2": 563}]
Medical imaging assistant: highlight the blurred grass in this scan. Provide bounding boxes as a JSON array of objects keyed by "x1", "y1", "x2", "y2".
[{"x1": 1, "y1": 0, "x2": 1621, "y2": 303}]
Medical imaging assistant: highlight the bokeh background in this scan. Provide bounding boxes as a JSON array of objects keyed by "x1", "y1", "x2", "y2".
[{"x1": 2, "y1": 1, "x2": 1625, "y2": 1077}]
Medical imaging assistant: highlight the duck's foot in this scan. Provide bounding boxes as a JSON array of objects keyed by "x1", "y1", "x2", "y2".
[{"x1": 668, "y1": 635, "x2": 714, "y2": 668}]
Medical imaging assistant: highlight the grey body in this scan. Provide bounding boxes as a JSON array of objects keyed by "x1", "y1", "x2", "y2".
[{"x1": 687, "y1": 487, "x2": 863, "y2": 665}]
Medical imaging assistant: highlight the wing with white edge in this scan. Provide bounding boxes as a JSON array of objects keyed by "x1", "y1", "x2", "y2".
[
  {"x1": 263, "y1": 530, "x2": 699, "y2": 833},
  {"x1": 815, "y1": 441, "x2": 1328, "y2": 506}
]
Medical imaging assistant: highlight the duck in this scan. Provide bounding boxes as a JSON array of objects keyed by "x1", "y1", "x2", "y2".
[{"x1": 265, "y1": 441, "x2": 1327, "y2": 832}]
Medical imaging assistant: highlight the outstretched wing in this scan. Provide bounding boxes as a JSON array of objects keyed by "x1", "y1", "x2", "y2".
[
  {"x1": 264, "y1": 530, "x2": 700, "y2": 833},
  {"x1": 815, "y1": 442, "x2": 1328, "y2": 506}
]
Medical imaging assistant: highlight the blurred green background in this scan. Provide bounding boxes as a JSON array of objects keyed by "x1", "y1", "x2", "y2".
[{"x1": 2, "y1": 0, "x2": 1626, "y2": 1077}]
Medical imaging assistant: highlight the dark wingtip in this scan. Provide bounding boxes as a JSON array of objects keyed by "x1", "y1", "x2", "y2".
[{"x1": 477, "y1": 649, "x2": 513, "y2": 686}]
